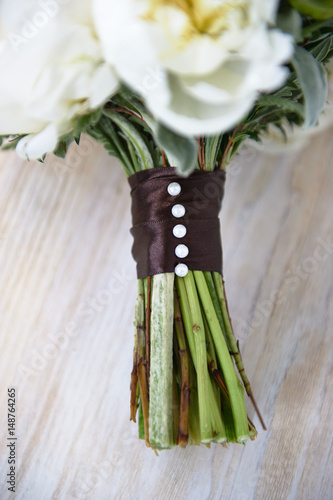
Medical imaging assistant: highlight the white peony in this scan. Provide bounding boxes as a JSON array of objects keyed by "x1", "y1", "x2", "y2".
[
  {"x1": 0, "y1": 0, "x2": 118, "y2": 159},
  {"x1": 93, "y1": 0, "x2": 294, "y2": 136}
]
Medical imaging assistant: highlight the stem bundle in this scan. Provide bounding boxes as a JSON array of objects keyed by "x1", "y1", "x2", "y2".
[{"x1": 131, "y1": 270, "x2": 260, "y2": 450}]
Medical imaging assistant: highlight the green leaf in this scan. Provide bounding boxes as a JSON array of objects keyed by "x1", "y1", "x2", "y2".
[
  {"x1": 277, "y1": 9, "x2": 303, "y2": 41},
  {"x1": 204, "y1": 135, "x2": 222, "y2": 172},
  {"x1": 291, "y1": 45, "x2": 328, "y2": 128},
  {"x1": 90, "y1": 119, "x2": 121, "y2": 158},
  {"x1": 301, "y1": 18, "x2": 333, "y2": 39},
  {"x1": 305, "y1": 26, "x2": 333, "y2": 43},
  {"x1": 155, "y1": 124, "x2": 198, "y2": 177},
  {"x1": 290, "y1": 0, "x2": 333, "y2": 20},
  {"x1": 90, "y1": 116, "x2": 135, "y2": 175},
  {"x1": 257, "y1": 95, "x2": 305, "y2": 118},
  {"x1": 104, "y1": 109, "x2": 154, "y2": 171},
  {"x1": 115, "y1": 89, "x2": 157, "y2": 132},
  {"x1": 139, "y1": 134, "x2": 164, "y2": 168},
  {"x1": 308, "y1": 35, "x2": 333, "y2": 60}
]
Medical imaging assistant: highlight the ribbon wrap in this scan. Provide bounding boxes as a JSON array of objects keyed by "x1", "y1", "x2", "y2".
[{"x1": 128, "y1": 167, "x2": 226, "y2": 279}]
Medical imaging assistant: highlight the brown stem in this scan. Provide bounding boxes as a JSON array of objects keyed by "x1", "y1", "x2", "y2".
[
  {"x1": 135, "y1": 280, "x2": 151, "y2": 447},
  {"x1": 130, "y1": 349, "x2": 138, "y2": 422},
  {"x1": 236, "y1": 346, "x2": 267, "y2": 432},
  {"x1": 247, "y1": 414, "x2": 257, "y2": 438},
  {"x1": 207, "y1": 357, "x2": 228, "y2": 399},
  {"x1": 104, "y1": 106, "x2": 148, "y2": 126},
  {"x1": 146, "y1": 276, "x2": 152, "y2": 387},
  {"x1": 161, "y1": 150, "x2": 168, "y2": 168},
  {"x1": 218, "y1": 124, "x2": 245, "y2": 170},
  {"x1": 174, "y1": 290, "x2": 190, "y2": 448},
  {"x1": 138, "y1": 358, "x2": 150, "y2": 448}
]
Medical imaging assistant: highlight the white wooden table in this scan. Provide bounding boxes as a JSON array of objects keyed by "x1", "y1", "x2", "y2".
[{"x1": 0, "y1": 129, "x2": 332, "y2": 500}]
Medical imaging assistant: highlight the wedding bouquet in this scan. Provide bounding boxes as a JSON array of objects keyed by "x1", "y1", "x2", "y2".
[{"x1": 1, "y1": 0, "x2": 332, "y2": 450}]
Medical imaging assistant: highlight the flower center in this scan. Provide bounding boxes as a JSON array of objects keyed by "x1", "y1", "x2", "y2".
[{"x1": 143, "y1": 0, "x2": 248, "y2": 38}]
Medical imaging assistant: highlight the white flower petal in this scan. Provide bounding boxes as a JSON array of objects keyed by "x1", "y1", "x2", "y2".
[
  {"x1": 94, "y1": 0, "x2": 293, "y2": 138},
  {"x1": 181, "y1": 61, "x2": 253, "y2": 104},
  {"x1": 161, "y1": 35, "x2": 229, "y2": 76},
  {"x1": 147, "y1": 75, "x2": 256, "y2": 136},
  {"x1": 254, "y1": 0, "x2": 280, "y2": 24},
  {"x1": 94, "y1": 0, "x2": 170, "y2": 104},
  {"x1": 267, "y1": 30, "x2": 295, "y2": 65},
  {"x1": 90, "y1": 64, "x2": 119, "y2": 108},
  {"x1": 0, "y1": 0, "x2": 119, "y2": 153},
  {"x1": 16, "y1": 123, "x2": 58, "y2": 160}
]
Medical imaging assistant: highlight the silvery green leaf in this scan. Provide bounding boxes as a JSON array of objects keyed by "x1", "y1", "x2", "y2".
[
  {"x1": 155, "y1": 124, "x2": 198, "y2": 177},
  {"x1": 309, "y1": 36, "x2": 333, "y2": 62},
  {"x1": 277, "y1": 9, "x2": 303, "y2": 42},
  {"x1": 204, "y1": 135, "x2": 222, "y2": 172},
  {"x1": 104, "y1": 109, "x2": 154, "y2": 170},
  {"x1": 257, "y1": 95, "x2": 305, "y2": 119},
  {"x1": 291, "y1": 45, "x2": 328, "y2": 128}
]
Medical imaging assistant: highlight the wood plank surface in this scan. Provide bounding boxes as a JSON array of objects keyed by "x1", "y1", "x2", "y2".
[{"x1": 0, "y1": 128, "x2": 332, "y2": 500}]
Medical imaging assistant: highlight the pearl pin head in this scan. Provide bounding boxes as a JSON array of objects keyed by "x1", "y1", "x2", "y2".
[
  {"x1": 171, "y1": 204, "x2": 185, "y2": 218},
  {"x1": 167, "y1": 182, "x2": 181, "y2": 196},
  {"x1": 175, "y1": 244, "x2": 189, "y2": 258},
  {"x1": 173, "y1": 224, "x2": 187, "y2": 238},
  {"x1": 175, "y1": 263, "x2": 188, "y2": 277}
]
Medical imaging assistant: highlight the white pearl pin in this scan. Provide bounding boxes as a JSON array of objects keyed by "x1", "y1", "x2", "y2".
[
  {"x1": 168, "y1": 181, "x2": 188, "y2": 276},
  {"x1": 175, "y1": 244, "x2": 189, "y2": 258},
  {"x1": 175, "y1": 263, "x2": 188, "y2": 277},
  {"x1": 171, "y1": 204, "x2": 185, "y2": 218},
  {"x1": 173, "y1": 224, "x2": 187, "y2": 238},
  {"x1": 167, "y1": 182, "x2": 181, "y2": 196}
]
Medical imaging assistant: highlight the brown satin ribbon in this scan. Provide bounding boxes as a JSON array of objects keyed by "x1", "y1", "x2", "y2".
[{"x1": 128, "y1": 167, "x2": 226, "y2": 279}]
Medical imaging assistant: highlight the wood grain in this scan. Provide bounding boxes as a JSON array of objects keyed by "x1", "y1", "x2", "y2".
[{"x1": 0, "y1": 130, "x2": 332, "y2": 500}]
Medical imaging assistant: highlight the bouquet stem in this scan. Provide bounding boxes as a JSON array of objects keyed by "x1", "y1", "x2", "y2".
[
  {"x1": 148, "y1": 273, "x2": 174, "y2": 449},
  {"x1": 193, "y1": 271, "x2": 249, "y2": 442},
  {"x1": 183, "y1": 271, "x2": 213, "y2": 442},
  {"x1": 174, "y1": 293, "x2": 190, "y2": 447},
  {"x1": 135, "y1": 279, "x2": 150, "y2": 447},
  {"x1": 131, "y1": 269, "x2": 262, "y2": 450},
  {"x1": 213, "y1": 274, "x2": 266, "y2": 431}
]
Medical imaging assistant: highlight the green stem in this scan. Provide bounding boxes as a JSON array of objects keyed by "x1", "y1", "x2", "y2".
[
  {"x1": 175, "y1": 277, "x2": 201, "y2": 445},
  {"x1": 176, "y1": 276, "x2": 226, "y2": 442},
  {"x1": 148, "y1": 273, "x2": 174, "y2": 449},
  {"x1": 136, "y1": 279, "x2": 150, "y2": 447},
  {"x1": 204, "y1": 272, "x2": 231, "y2": 350},
  {"x1": 183, "y1": 272, "x2": 213, "y2": 442},
  {"x1": 207, "y1": 377, "x2": 226, "y2": 442},
  {"x1": 175, "y1": 277, "x2": 197, "y2": 367},
  {"x1": 213, "y1": 273, "x2": 266, "y2": 431},
  {"x1": 203, "y1": 314, "x2": 220, "y2": 404},
  {"x1": 194, "y1": 271, "x2": 249, "y2": 442},
  {"x1": 207, "y1": 354, "x2": 257, "y2": 441},
  {"x1": 130, "y1": 324, "x2": 138, "y2": 422},
  {"x1": 104, "y1": 110, "x2": 154, "y2": 171},
  {"x1": 174, "y1": 291, "x2": 190, "y2": 447}
]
